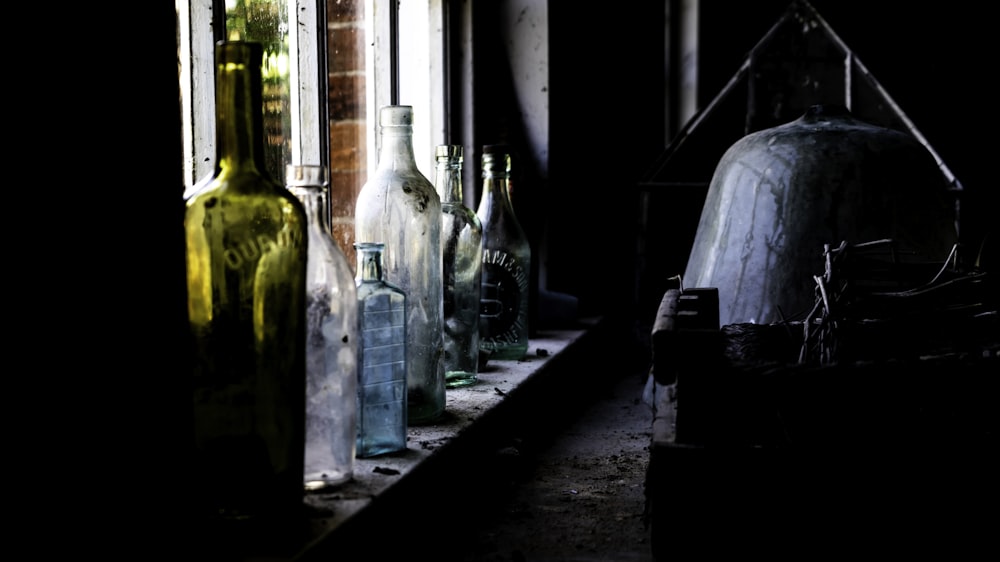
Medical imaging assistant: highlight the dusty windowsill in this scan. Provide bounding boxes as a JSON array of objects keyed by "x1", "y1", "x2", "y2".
[{"x1": 197, "y1": 316, "x2": 610, "y2": 561}]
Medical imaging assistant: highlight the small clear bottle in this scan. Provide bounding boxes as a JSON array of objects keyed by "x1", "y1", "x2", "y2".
[
  {"x1": 434, "y1": 145, "x2": 484, "y2": 388},
  {"x1": 354, "y1": 242, "x2": 408, "y2": 457},
  {"x1": 476, "y1": 144, "x2": 531, "y2": 361},
  {"x1": 286, "y1": 164, "x2": 359, "y2": 491},
  {"x1": 354, "y1": 105, "x2": 445, "y2": 424},
  {"x1": 185, "y1": 41, "x2": 307, "y2": 521}
]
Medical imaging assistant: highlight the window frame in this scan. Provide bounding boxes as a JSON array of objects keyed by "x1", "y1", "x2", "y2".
[
  {"x1": 178, "y1": 0, "x2": 450, "y2": 194},
  {"x1": 176, "y1": 0, "x2": 333, "y2": 190}
]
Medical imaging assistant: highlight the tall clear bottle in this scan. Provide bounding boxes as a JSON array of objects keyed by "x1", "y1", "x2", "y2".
[
  {"x1": 286, "y1": 164, "x2": 359, "y2": 491},
  {"x1": 184, "y1": 41, "x2": 307, "y2": 521},
  {"x1": 434, "y1": 145, "x2": 483, "y2": 388},
  {"x1": 354, "y1": 106, "x2": 445, "y2": 424},
  {"x1": 354, "y1": 242, "x2": 408, "y2": 457},
  {"x1": 476, "y1": 144, "x2": 531, "y2": 361}
]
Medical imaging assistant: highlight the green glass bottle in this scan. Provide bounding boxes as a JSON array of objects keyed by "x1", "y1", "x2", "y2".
[
  {"x1": 185, "y1": 41, "x2": 308, "y2": 522},
  {"x1": 476, "y1": 145, "x2": 531, "y2": 361}
]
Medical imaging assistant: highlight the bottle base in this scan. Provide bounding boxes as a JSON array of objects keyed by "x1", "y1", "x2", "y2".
[
  {"x1": 445, "y1": 371, "x2": 478, "y2": 389},
  {"x1": 304, "y1": 471, "x2": 353, "y2": 492},
  {"x1": 357, "y1": 442, "x2": 407, "y2": 458},
  {"x1": 482, "y1": 344, "x2": 529, "y2": 362},
  {"x1": 407, "y1": 394, "x2": 446, "y2": 425}
]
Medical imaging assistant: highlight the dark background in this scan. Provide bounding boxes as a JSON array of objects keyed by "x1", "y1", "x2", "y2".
[
  {"x1": 543, "y1": 1, "x2": 993, "y2": 324},
  {"x1": 76, "y1": 2, "x2": 991, "y2": 556}
]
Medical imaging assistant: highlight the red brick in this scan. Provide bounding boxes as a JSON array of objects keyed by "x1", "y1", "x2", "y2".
[
  {"x1": 329, "y1": 169, "x2": 364, "y2": 217},
  {"x1": 328, "y1": 27, "x2": 365, "y2": 72},
  {"x1": 328, "y1": 74, "x2": 366, "y2": 120},
  {"x1": 327, "y1": 0, "x2": 362, "y2": 23},
  {"x1": 329, "y1": 121, "x2": 366, "y2": 171},
  {"x1": 330, "y1": 222, "x2": 358, "y2": 268}
]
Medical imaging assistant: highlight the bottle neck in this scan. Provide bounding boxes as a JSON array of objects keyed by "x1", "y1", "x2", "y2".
[
  {"x1": 482, "y1": 169, "x2": 513, "y2": 208},
  {"x1": 214, "y1": 42, "x2": 268, "y2": 177},
  {"x1": 356, "y1": 246, "x2": 385, "y2": 283},
  {"x1": 435, "y1": 158, "x2": 464, "y2": 204},
  {"x1": 289, "y1": 186, "x2": 329, "y2": 231},
  {"x1": 480, "y1": 149, "x2": 513, "y2": 209},
  {"x1": 377, "y1": 126, "x2": 418, "y2": 170}
]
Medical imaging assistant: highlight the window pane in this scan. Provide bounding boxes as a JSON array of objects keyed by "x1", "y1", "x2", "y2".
[
  {"x1": 177, "y1": 0, "x2": 327, "y2": 189},
  {"x1": 180, "y1": 0, "x2": 446, "y2": 267},
  {"x1": 225, "y1": 0, "x2": 292, "y2": 181},
  {"x1": 398, "y1": 0, "x2": 443, "y2": 175}
]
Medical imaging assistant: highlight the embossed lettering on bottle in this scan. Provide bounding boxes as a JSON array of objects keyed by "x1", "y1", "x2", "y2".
[
  {"x1": 476, "y1": 145, "x2": 530, "y2": 361},
  {"x1": 354, "y1": 242, "x2": 408, "y2": 457},
  {"x1": 480, "y1": 249, "x2": 529, "y2": 347},
  {"x1": 185, "y1": 41, "x2": 308, "y2": 521}
]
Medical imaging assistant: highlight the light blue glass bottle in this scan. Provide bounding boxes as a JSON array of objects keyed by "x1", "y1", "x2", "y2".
[
  {"x1": 435, "y1": 145, "x2": 483, "y2": 388},
  {"x1": 354, "y1": 242, "x2": 408, "y2": 457},
  {"x1": 287, "y1": 164, "x2": 359, "y2": 491}
]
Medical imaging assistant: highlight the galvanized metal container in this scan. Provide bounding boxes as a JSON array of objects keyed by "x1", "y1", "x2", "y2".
[{"x1": 683, "y1": 104, "x2": 957, "y2": 326}]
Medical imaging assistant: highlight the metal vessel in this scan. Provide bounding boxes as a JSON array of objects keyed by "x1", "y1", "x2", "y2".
[{"x1": 683, "y1": 104, "x2": 957, "y2": 326}]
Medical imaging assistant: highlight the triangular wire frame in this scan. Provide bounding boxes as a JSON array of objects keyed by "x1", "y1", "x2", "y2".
[
  {"x1": 634, "y1": 0, "x2": 963, "y2": 323},
  {"x1": 641, "y1": 0, "x2": 960, "y2": 190}
]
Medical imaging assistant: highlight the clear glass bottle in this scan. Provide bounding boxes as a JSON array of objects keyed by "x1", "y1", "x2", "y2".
[
  {"x1": 354, "y1": 105, "x2": 445, "y2": 424},
  {"x1": 476, "y1": 144, "x2": 531, "y2": 361},
  {"x1": 354, "y1": 242, "x2": 408, "y2": 457},
  {"x1": 185, "y1": 41, "x2": 307, "y2": 521},
  {"x1": 286, "y1": 164, "x2": 359, "y2": 491},
  {"x1": 434, "y1": 145, "x2": 484, "y2": 388}
]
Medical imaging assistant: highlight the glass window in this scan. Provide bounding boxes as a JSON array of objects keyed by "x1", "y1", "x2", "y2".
[
  {"x1": 177, "y1": 0, "x2": 449, "y2": 262},
  {"x1": 178, "y1": 0, "x2": 328, "y2": 186}
]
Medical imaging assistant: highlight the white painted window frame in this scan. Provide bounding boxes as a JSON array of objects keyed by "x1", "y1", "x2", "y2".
[
  {"x1": 177, "y1": 0, "x2": 327, "y2": 191},
  {"x1": 368, "y1": 0, "x2": 446, "y2": 177},
  {"x1": 179, "y1": 0, "x2": 446, "y2": 192}
]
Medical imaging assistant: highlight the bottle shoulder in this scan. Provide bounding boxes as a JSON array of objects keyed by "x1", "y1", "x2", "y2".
[
  {"x1": 356, "y1": 279, "x2": 407, "y2": 300},
  {"x1": 188, "y1": 173, "x2": 302, "y2": 207},
  {"x1": 481, "y1": 234, "x2": 530, "y2": 256},
  {"x1": 357, "y1": 174, "x2": 441, "y2": 213},
  {"x1": 477, "y1": 205, "x2": 525, "y2": 233},
  {"x1": 442, "y1": 204, "x2": 483, "y2": 230},
  {"x1": 364, "y1": 163, "x2": 438, "y2": 191},
  {"x1": 308, "y1": 231, "x2": 355, "y2": 277},
  {"x1": 479, "y1": 208, "x2": 530, "y2": 254}
]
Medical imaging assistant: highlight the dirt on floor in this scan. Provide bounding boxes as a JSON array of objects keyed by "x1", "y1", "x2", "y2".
[{"x1": 443, "y1": 370, "x2": 657, "y2": 562}]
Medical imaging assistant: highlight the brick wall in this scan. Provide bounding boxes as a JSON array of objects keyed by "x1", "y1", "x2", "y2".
[{"x1": 327, "y1": 0, "x2": 367, "y2": 267}]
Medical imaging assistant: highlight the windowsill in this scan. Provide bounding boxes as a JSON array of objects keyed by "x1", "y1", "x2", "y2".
[{"x1": 198, "y1": 316, "x2": 610, "y2": 561}]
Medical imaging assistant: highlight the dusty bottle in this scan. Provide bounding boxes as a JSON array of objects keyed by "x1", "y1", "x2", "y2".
[
  {"x1": 354, "y1": 106, "x2": 445, "y2": 424},
  {"x1": 476, "y1": 144, "x2": 531, "y2": 361},
  {"x1": 355, "y1": 242, "x2": 408, "y2": 457},
  {"x1": 185, "y1": 41, "x2": 307, "y2": 521},
  {"x1": 434, "y1": 145, "x2": 483, "y2": 388},
  {"x1": 286, "y1": 164, "x2": 359, "y2": 491}
]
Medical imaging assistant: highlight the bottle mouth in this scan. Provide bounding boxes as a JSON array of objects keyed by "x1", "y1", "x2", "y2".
[
  {"x1": 380, "y1": 105, "x2": 414, "y2": 126},
  {"x1": 436, "y1": 145, "x2": 463, "y2": 159},
  {"x1": 482, "y1": 152, "x2": 511, "y2": 173}
]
